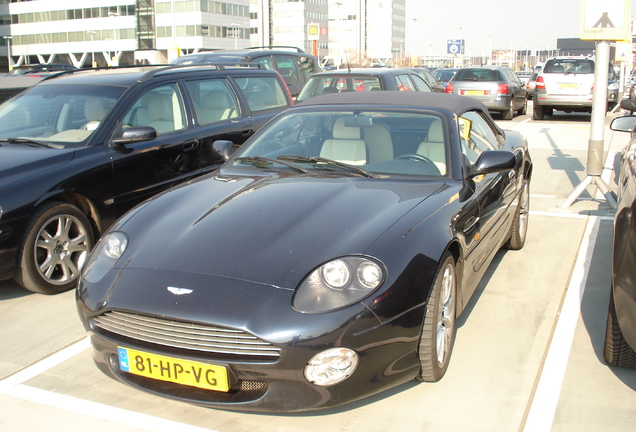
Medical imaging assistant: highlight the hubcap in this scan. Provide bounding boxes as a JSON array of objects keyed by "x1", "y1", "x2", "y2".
[
  {"x1": 34, "y1": 214, "x2": 89, "y2": 285},
  {"x1": 436, "y1": 263, "x2": 456, "y2": 366}
]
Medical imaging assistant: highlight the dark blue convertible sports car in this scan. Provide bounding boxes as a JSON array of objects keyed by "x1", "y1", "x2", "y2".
[
  {"x1": 76, "y1": 92, "x2": 532, "y2": 412},
  {"x1": 605, "y1": 99, "x2": 636, "y2": 368}
]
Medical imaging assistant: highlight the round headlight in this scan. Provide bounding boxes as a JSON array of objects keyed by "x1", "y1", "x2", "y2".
[
  {"x1": 82, "y1": 232, "x2": 128, "y2": 283},
  {"x1": 103, "y1": 232, "x2": 128, "y2": 259},
  {"x1": 304, "y1": 347, "x2": 358, "y2": 386},
  {"x1": 322, "y1": 259, "x2": 350, "y2": 289},
  {"x1": 293, "y1": 256, "x2": 386, "y2": 313},
  {"x1": 357, "y1": 261, "x2": 382, "y2": 289}
]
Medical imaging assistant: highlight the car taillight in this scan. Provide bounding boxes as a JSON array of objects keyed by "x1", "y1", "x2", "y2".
[
  {"x1": 445, "y1": 83, "x2": 453, "y2": 93},
  {"x1": 497, "y1": 83, "x2": 509, "y2": 94},
  {"x1": 536, "y1": 76, "x2": 545, "y2": 90}
]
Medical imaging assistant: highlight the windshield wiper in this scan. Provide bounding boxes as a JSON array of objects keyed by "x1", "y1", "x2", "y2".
[
  {"x1": 3, "y1": 138, "x2": 64, "y2": 149},
  {"x1": 234, "y1": 156, "x2": 311, "y2": 174},
  {"x1": 277, "y1": 155, "x2": 376, "y2": 178}
]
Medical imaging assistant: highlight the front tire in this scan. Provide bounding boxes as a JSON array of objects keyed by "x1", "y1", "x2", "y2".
[
  {"x1": 416, "y1": 253, "x2": 457, "y2": 382},
  {"x1": 603, "y1": 293, "x2": 636, "y2": 368},
  {"x1": 15, "y1": 202, "x2": 94, "y2": 294}
]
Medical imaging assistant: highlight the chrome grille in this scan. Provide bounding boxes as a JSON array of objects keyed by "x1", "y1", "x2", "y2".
[{"x1": 94, "y1": 311, "x2": 280, "y2": 357}]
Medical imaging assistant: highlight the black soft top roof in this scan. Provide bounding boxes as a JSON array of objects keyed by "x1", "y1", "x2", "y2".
[{"x1": 296, "y1": 91, "x2": 489, "y2": 115}]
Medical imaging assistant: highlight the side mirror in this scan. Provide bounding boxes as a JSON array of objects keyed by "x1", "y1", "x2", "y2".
[
  {"x1": 620, "y1": 99, "x2": 636, "y2": 112},
  {"x1": 467, "y1": 150, "x2": 516, "y2": 179},
  {"x1": 610, "y1": 115, "x2": 636, "y2": 133},
  {"x1": 111, "y1": 126, "x2": 157, "y2": 146},
  {"x1": 213, "y1": 140, "x2": 234, "y2": 160}
]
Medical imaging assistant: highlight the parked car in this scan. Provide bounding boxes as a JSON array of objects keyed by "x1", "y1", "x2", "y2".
[
  {"x1": 5, "y1": 63, "x2": 77, "y2": 76},
  {"x1": 0, "y1": 63, "x2": 79, "y2": 103},
  {"x1": 296, "y1": 68, "x2": 432, "y2": 102},
  {"x1": 409, "y1": 67, "x2": 446, "y2": 92},
  {"x1": 533, "y1": 56, "x2": 618, "y2": 120},
  {"x1": 605, "y1": 98, "x2": 636, "y2": 368},
  {"x1": 0, "y1": 64, "x2": 293, "y2": 294},
  {"x1": 516, "y1": 70, "x2": 532, "y2": 85},
  {"x1": 171, "y1": 46, "x2": 320, "y2": 98},
  {"x1": 525, "y1": 65, "x2": 543, "y2": 100},
  {"x1": 77, "y1": 91, "x2": 532, "y2": 412},
  {"x1": 445, "y1": 66, "x2": 528, "y2": 120},
  {"x1": 433, "y1": 67, "x2": 459, "y2": 87}
]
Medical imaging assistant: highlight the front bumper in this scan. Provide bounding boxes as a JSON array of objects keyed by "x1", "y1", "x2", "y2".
[{"x1": 76, "y1": 268, "x2": 426, "y2": 412}]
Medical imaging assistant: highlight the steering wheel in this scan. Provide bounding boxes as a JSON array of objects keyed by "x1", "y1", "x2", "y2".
[{"x1": 395, "y1": 153, "x2": 441, "y2": 175}]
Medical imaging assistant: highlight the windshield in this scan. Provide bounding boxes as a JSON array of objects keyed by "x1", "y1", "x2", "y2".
[
  {"x1": 231, "y1": 109, "x2": 448, "y2": 177},
  {"x1": 0, "y1": 84, "x2": 123, "y2": 147}
]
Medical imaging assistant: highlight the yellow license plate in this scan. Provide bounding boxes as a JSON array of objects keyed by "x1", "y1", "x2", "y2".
[
  {"x1": 117, "y1": 347, "x2": 230, "y2": 392},
  {"x1": 464, "y1": 90, "x2": 486, "y2": 95},
  {"x1": 559, "y1": 83, "x2": 579, "y2": 89}
]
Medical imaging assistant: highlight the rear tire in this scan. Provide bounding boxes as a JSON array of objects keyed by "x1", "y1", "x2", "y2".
[
  {"x1": 519, "y1": 97, "x2": 527, "y2": 115},
  {"x1": 501, "y1": 98, "x2": 514, "y2": 120},
  {"x1": 533, "y1": 105, "x2": 544, "y2": 120},
  {"x1": 416, "y1": 253, "x2": 457, "y2": 382},
  {"x1": 604, "y1": 293, "x2": 636, "y2": 368},
  {"x1": 15, "y1": 202, "x2": 94, "y2": 294},
  {"x1": 506, "y1": 179, "x2": 529, "y2": 250}
]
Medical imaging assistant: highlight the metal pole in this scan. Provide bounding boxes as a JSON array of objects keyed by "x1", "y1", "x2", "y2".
[{"x1": 561, "y1": 40, "x2": 617, "y2": 209}]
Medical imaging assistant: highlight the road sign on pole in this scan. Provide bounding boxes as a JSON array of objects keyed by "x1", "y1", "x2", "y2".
[
  {"x1": 580, "y1": 0, "x2": 631, "y2": 41},
  {"x1": 561, "y1": 1, "x2": 629, "y2": 209}
]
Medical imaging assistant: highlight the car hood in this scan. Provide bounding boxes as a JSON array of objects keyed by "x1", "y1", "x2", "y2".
[
  {"x1": 0, "y1": 145, "x2": 74, "y2": 187},
  {"x1": 114, "y1": 172, "x2": 446, "y2": 289}
]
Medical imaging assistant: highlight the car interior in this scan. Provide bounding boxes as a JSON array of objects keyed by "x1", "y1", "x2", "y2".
[{"x1": 236, "y1": 111, "x2": 449, "y2": 177}]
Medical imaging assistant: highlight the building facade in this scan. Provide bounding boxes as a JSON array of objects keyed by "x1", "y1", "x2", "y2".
[
  {"x1": 326, "y1": 0, "x2": 404, "y2": 67},
  {"x1": 249, "y1": 0, "x2": 328, "y2": 59},
  {"x1": 0, "y1": 0, "x2": 252, "y2": 68}
]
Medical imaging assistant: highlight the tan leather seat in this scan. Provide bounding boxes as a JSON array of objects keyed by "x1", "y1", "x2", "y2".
[
  {"x1": 416, "y1": 118, "x2": 447, "y2": 175},
  {"x1": 82, "y1": 97, "x2": 109, "y2": 131},
  {"x1": 146, "y1": 93, "x2": 175, "y2": 134},
  {"x1": 197, "y1": 91, "x2": 236, "y2": 124},
  {"x1": 363, "y1": 123, "x2": 393, "y2": 163},
  {"x1": 320, "y1": 117, "x2": 367, "y2": 165}
]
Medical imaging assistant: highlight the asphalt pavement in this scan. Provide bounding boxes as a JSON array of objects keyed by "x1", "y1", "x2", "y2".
[{"x1": 1, "y1": 104, "x2": 635, "y2": 432}]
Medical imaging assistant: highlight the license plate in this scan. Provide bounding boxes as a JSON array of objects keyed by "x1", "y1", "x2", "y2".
[
  {"x1": 117, "y1": 347, "x2": 230, "y2": 392},
  {"x1": 559, "y1": 83, "x2": 579, "y2": 89},
  {"x1": 464, "y1": 90, "x2": 487, "y2": 95}
]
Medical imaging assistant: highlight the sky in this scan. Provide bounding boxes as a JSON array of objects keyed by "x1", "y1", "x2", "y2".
[{"x1": 405, "y1": 0, "x2": 636, "y2": 57}]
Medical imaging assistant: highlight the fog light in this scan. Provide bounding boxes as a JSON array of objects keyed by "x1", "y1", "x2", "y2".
[{"x1": 304, "y1": 347, "x2": 358, "y2": 386}]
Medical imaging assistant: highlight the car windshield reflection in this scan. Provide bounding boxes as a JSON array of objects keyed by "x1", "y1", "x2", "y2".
[
  {"x1": 0, "y1": 85, "x2": 123, "y2": 146},
  {"x1": 232, "y1": 110, "x2": 449, "y2": 177}
]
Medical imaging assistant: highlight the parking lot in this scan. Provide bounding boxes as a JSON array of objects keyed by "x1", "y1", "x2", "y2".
[{"x1": 1, "y1": 104, "x2": 636, "y2": 431}]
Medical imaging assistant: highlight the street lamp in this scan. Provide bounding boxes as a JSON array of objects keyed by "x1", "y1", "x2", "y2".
[
  {"x1": 230, "y1": 23, "x2": 240, "y2": 50},
  {"x1": 3, "y1": 36, "x2": 12, "y2": 72},
  {"x1": 108, "y1": 11, "x2": 119, "y2": 66},
  {"x1": 86, "y1": 31, "x2": 96, "y2": 67}
]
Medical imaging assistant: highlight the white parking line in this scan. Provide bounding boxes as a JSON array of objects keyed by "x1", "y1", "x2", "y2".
[
  {"x1": 521, "y1": 216, "x2": 600, "y2": 432},
  {"x1": 0, "y1": 337, "x2": 216, "y2": 432}
]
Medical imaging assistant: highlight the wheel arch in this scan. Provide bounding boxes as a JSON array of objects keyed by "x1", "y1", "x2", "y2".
[{"x1": 35, "y1": 192, "x2": 103, "y2": 240}]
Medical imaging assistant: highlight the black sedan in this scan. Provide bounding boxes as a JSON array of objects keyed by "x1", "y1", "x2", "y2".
[
  {"x1": 0, "y1": 65, "x2": 292, "y2": 294},
  {"x1": 76, "y1": 92, "x2": 532, "y2": 412},
  {"x1": 605, "y1": 99, "x2": 636, "y2": 368}
]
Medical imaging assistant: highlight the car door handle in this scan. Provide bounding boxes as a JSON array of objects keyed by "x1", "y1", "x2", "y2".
[
  {"x1": 183, "y1": 140, "x2": 199, "y2": 152},
  {"x1": 463, "y1": 216, "x2": 480, "y2": 233}
]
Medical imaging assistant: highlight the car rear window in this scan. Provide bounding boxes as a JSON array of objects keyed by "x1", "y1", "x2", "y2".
[
  {"x1": 454, "y1": 69, "x2": 502, "y2": 81},
  {"x1": 296, "y1": 76, "x2": 382, "y2": 102},
  {"x1": 544, "y1": 59, "x2": 594, "y2": 74}
]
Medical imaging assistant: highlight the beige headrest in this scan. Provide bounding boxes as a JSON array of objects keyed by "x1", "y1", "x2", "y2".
[{"x1": 333, "y1": 117, "x2": 361, "y2": 140}]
